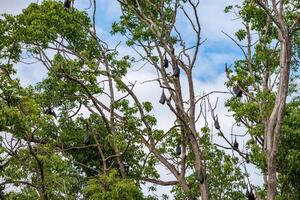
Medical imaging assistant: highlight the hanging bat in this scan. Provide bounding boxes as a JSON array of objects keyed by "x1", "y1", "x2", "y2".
[
  {"x1": 163, "y1": 56, "x2": 169, "y2": 68},
  {"x1": 214, "y1": 117, "x2": 220, "y2": 130},
  {"x1": 159, "y1": 90, "x2": 167, "y2": 105},
  {"x1": 64, "y1": 0, "x2": 71, "y2": 8},
  {"x1": 233, "y1": 86, "x2": 242, "y2": 97},
  {"x1": 197, "y1": 170, "x2": 205, "y2": 184},
  {"x1": 44, "y1": 107, "x2": 57, "y2": 118},
  {"x1": 84, "y1": 132, "x2": 91, "y2": 145},
  {"x1": 176, "y1": 144, "x2": 181, "y2": 156},
  {"x1": 173, "y1": 67, "x2": 180, "y2": 77},
  {"x1": 246, "y1": 188, "x2": 255, "y2": 200},
  {"x1": 233, "y1": 137, "x2": 239, "y2": 150},
  {"x1": 246, "y1": 154, "x2": 250, "y2": 163}
]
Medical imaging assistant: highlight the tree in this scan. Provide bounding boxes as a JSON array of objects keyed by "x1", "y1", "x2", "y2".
[
  {"x1": 0, "y1": 0, "x2": 248, "y2": 199},
  {"x1": 0, "y1": 1, "x2": 146, "y2": 199},
  {"x1": 0, "y1": 0, "x2": 298, "y2": 199},
  {"x1": 112, "y1": 0, "x2": 251, "y2": 199},
  {"x1": 224, "y1": 0, "x2": 300, "y2": 199}
]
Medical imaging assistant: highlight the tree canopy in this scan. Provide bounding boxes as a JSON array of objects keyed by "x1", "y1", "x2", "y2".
[{"x1": 0, "y1": 0, "x2": 299, "y2": 200}]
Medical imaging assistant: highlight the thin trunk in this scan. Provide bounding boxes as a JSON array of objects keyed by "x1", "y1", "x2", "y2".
[
  {"x1": 267, "y1": 154, "x2": 276, "y2": 200},
  {"x1": 91, "y1": 133, "x2": 108, "y2": 174},
  {"x1": 187, "y1": 68, "x2": 210, "y2": 200},
  {"x1": 188, "y1": 132, "x2": 209, "y2": 200},
  {"x1": 170, "y1": 56, "x2": 209, "y2": 199},
  {"x1": 266, "y1": 37, "x2": 291, "y2": 200},
  {"x1": 104, "y1": 58, "x2": 126, "y2": 178},
  {"x1": 28, "y1": 143, "x2": 47, "y2": 200}
]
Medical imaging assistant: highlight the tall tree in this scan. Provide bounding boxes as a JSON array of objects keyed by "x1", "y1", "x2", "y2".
[
  {"x1": 2, "y1": 0, "x2": 298, "y2": 199},
  {"x1": 224, "y1": 0, "x2": 300, "y2": 199},
  {"x1": 0, "y1": 1, "x2": 146, "y2": 199},
  {"x1": 0, "y1": 0, "x2": 248, "y2": 199}
]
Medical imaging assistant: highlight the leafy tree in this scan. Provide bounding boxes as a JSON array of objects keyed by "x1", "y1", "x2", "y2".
[
  {"x1": 83, "y1": 169, "x2": 144, "y2": 200},
  {"x1": 224, "y1": 0, "x2": 300, "y2": 199},
  {"x1": 0, "y1": 0, "x2": 298, "y2": 200},
  {"x1": 0, "y1": 1, "x2": 145, "y2": 199}
]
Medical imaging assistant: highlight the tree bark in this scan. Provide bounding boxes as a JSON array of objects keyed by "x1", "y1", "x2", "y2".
[{"x1": 266, "y1": 36, "x2": 291, "y2": 200}]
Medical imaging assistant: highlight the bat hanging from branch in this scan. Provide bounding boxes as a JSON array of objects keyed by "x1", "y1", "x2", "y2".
[
  {"x1": 64, "y1": 0, "x2": 72, "y2": 9},
  {"x1": 214, "y1": 116, "x2": 220, "y2": 130},
  {"x1": 233, "y1": 136, "x2": 239, "y2": 150},
  {"x1": 176, "y1": 143, "x2": 181, "y2": 156},
  {"x1": 44, "y1": 107, "x2": 57, "y2": 119},
  {"x1": 246, "y1": 187, "x2": 255, "y2": 200},
  {"x1": 197, "y1": 169, "x2": 205, "y2": 184},
  {"x1": 163, "y1": 56, "x2": 169, "y2": 68},
  {"x1": 173, "y1": 66, "x2": 180, "y2": 78},
  {"x1": 84, "y1": 123, "x2": 91, "y2": 145},
  {"x1": 84, "y1": 132, "x2": 91, "y2": 145},
  {"x1": 233, "y1": 85, "x2": 242, "y2": 97},
  {"x1": 159, "y1": 89, "x2": 167, "y2": 105}
]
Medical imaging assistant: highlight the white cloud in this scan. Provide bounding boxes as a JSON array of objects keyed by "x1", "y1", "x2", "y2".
[
  {"x1": 173, "y1": 0, "x2": 243, "y2": 45},
  {"x1": 0, "y1": 0, "x2": 34, "y2": 15},
  {"x1": 15, "y1": 61, "x2": 48, "y2": 86},
  {"x1": 198, "y1": 0, "x2": 243, "y2": 41}
]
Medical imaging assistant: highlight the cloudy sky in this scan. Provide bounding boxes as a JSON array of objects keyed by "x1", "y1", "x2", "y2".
[{"x1": 0, "y1": 0, "x2": 264, "y2": 199}]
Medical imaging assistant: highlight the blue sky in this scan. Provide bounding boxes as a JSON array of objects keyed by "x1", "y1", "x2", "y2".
[
  {"x1": 0, "y1": 0, "x2": 244, "y2": 83},
  {"x1": 91, "y1": 0, "x2": 244, "y2": 81}
]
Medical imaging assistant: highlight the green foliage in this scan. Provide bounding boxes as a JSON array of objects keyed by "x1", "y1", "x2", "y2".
[
  {"x1": 225, "y1": 0, "x2": 300, "y2": 199},
  {"x1": 111, "y1": 0, "x2": 176, "y2": 48},
  {"x1": 83, "y1": 169, "x2": 144, "y2": 200},
  {"x1": 235, "y1": 29, "x2": 247, "y2": 41},
  {"x1": 172, "y1": 130, "x2": 247, "y2": 200},
  {"x1": 276, "y1": 98, "x2": 300, "y2": 199},
  {"x1": 0, "y1": 1, "x2": 148, "y2": 198},
  {"x1": 0, "y1": 0, "x2": 298, "y2": 199}
]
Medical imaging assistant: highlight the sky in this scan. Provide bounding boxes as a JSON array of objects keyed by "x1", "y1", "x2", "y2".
[{"x1": 0, "y1": 0, "x2": 264, "y2": 199}]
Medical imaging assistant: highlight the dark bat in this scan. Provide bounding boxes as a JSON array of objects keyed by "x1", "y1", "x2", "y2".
[
  {"x1": 163, "y1": 56, "x2": 169, "y2": 68},
  {"x1": 246, "y1": 154, "x2": 250, "y2": 163},
  {"x1": 173, "y1": 67, "x2": 180, "y2": 77},
  {"x1": 233, "y1": 137, "x2": 239, "y2": 150},
  {"x1": 44, "y1": 107, "x2": 57, "y2": 118},
  {"x1": 246, "y1": 188, "x2": 255, "y2": 200},
  {"x1": 197, "y1": 170, "x2": 205, "y2": 184},
  {"x1": 176, "y1": 144, "x2": 181, "y2": 155},
  {"x1": 64, "y1": 0, "x2": 71, "y2": 8},
  {"x1": 233, "y1": 86, "x2": 242, "y2": 97},
  {"x1": 214, "y1": 117, "x2": 220, "y2": 130},
  {"x1": 159, "y1": 90, "x2": 167, "y2": 105}
]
